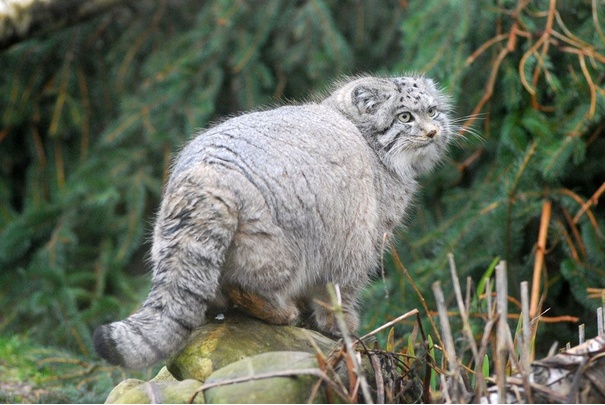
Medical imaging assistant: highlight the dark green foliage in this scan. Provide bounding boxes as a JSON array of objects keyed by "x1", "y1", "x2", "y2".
[
  {"x1": 0, "y1": 0, "x2": 405, "y2": 352},
  {"x1": 364, "y1": 0, "x2": 605, "y2": 356},
  {"x1": 0, "y1": 0, "x2": 603, "y2": 377}
]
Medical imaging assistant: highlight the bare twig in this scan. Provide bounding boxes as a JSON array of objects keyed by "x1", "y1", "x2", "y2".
[
  {"x1": 486, "y1": 276, "x2": 493, "y2": 316},
  {"x1": 356, "y1": 309, "x2": 419, "y2": 343},
  {"x1": 592, "y1": 0, "x2": 605, "y2": 46},
  {"x1": 440, "y1": 373, "x2": 451, "y2": 404},
  {"x1": 495, "y1": 261, "x2": 510, "y2": 404},
  {"x1": 390, "y1": 243, "x2": 445, "y2": 354},
  {"x1": 189, "y1": 368, "x2": 343, "y2": 402},
  {"x1": 327, "y1": 283, "x2": 374, "y2": 404},
  {"x1": 432, "y1": 280, "x2": 467, "y2": 402},
  {"x1": 520, "y1": 281, "x2": 531, "y2": 372},
  {"x1": 577, "y1": 53, "x2": 597, "y2": 119},
  {"x1": 573, "y1": 181, "x2": 605, "y2": 225},
  {"x1": 460, "y1": 46, "x2": 510, "y2": 131},
  {"x1": 465, "y1": 33, "x2": 509, "y2": 65},
  {"x1": 432, "y1": 281, "x2": 457, "y2": 374},
  {"x1": 530, "y1": 200, "x2": 552, "y2": 319},
  {"x1": 518, "y1": 280, "x2": 536, "y2": 403},
  {"x1": 302, "y1": 329, "x2": 349, "y2": 398},
  {"x1": 369, "y1": 354, "x2": 385, "y2": 404},
  {"x1": 448, "y1": 253, "x2": 480, "y2": 367}
]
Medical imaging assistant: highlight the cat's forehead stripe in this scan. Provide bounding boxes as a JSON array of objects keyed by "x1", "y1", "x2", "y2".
[{"x1": 396, "y1": 86, "x2": 433, "y2": 108}]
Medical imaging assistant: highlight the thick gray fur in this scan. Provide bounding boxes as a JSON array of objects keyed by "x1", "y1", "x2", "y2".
[{"x1": 93, "y1": 75, "x2": 453, "y2": 369}]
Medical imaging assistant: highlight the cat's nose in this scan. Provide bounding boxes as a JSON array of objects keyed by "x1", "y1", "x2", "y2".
[{"x1": 426, "y1": 129, "x2": 437, "y2": 138}]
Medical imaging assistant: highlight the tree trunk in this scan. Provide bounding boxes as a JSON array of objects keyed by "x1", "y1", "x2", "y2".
[{"x1": 0, "y1": 0, "x2": 131, "y2": 50}]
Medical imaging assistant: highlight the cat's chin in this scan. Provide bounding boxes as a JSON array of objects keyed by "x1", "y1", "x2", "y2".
[{"x1": 385, "y1": 147, "x2": 443, "y2": 178}]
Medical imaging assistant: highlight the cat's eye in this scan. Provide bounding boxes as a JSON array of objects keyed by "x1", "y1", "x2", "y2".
[
  {"x1": 398, "y1": 112, "x2": 413, "y2": 123},
  {"x1": 427, "y1": 107, "x2": 437, "y2": 117}
]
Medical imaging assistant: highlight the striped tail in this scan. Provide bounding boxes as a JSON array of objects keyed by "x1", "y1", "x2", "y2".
[{"x1": 93, "y1": 180, "x2": 237, "y2": 369}]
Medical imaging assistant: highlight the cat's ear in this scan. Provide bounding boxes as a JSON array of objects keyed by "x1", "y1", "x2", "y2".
[{"x1": 351, "y1": 83, "x2": 390, "y2": 115}]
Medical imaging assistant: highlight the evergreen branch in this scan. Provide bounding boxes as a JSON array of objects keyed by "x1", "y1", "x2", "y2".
[
  {"x1": 75, "y1": 67, "x2": 91, "y2": 162},
  {"x1": 465, "y1": 33, "x2": 508, "y2": 66},
  {"x1": 461, "y1": 45, "x2": 510, "y2": 130},
  {"x1": 574, "y1": 181, "x2": 605, "y2": 226},
  {"x1": 0, "y1": 0, "x2": 133, "y2": 50},
  {"x1": 555, "y1": 221, "x2": 580, "y2": 262},
  {"x1": 577, "y1": 53, "x2": 597, "y2": 119},
  {"x1": 49, "y1": 33, "x2": 76, "y2": 138},
  {"x1": 117, "y1": 0, "x2": 166, "y2": 90},
  {"x1": 101, "y1": 95, "x2": 169, "y2": 146},
  {"x1": 560, "y1": 210, "x2": 586, "y2": 261},
  {"x1": 518, "y1": 35, "x2": 547, "y2": 97},
  {"x1": 509, "y1": 142, "x2": 536, "y2": 197},
  {"x1": 231, "y1": 2, "x2": 279, "y2": 74},
  {"x1": 31, "y1": 124, "x2": 47, "y2": 171},
  {"x1": 556, "y1": 188, "x2": 601, "y2": 236},
  {"x1": 529, "y1": 0, "x2": 557, "y2": 110},
  {"x1": 592, "y1": 0, "x2": 605, "y2": 46},
  {"x1": 554, "y1": 9, "x2": 592, "y2": 50},
  {"x1": 53, "y1": 139, "x2": 65, "y2": 191},
  {"x1": 554, "y1": 36, "x2": 605, "y2": 64},
  {"x1": 456, "y1": 148, "x2": 483, "y2": 173}
]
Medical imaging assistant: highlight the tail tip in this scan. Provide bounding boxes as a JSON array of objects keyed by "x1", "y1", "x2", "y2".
[{"x1": 93, "y1": 324, "x2": 125, "y2": 367}]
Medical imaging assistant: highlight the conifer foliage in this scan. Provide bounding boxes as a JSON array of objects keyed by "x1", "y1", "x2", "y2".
[
  {"x1": 0, "y1": 0, "x2": 404, "y2": 351},
  {"x1": 0, "y1": 0, "x2": 603, "y2": 359},
  {"x1": 373, "y1": 0, "x2": 605, "y2": 349}
]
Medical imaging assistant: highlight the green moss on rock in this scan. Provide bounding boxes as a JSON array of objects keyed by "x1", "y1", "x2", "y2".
[
  {"x1": 167, "y1": 313, "x2": 337, "y2": 382},
  {"x1": 104, "y1": 378, "x2": 204, "y2": 404},
  {"x1": 203, "y1": 351, "x2": 330, "y2": 404}
]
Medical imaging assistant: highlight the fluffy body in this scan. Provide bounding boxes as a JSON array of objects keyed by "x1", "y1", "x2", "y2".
[{"x1": 93, "y1": 75, "x2": 453, "y2": 369}]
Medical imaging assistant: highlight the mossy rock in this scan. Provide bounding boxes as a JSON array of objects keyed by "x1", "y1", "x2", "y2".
[
  {"x1": 104, "y1": 377, "x2": 204, "y2": 404},
  {"x1": 167, "y1": 312, "x2": 337, "y2": 382},
  {"x1": 150, "y1": 366, "x2": 179, "y2": 382},
  {"x1": 104, "y1": 379, "x2": 145, "y2": 404},
  {"x1": 105, "y1": 314, "x2": 344, "y2": 403},
  {"x1": 203, "y1": 351, "x2": 331, "y2": 404}
]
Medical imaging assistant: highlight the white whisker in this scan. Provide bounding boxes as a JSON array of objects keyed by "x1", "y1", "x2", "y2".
[{"x1": 449, "y1": 113, "x2": 486, "y2": 146}]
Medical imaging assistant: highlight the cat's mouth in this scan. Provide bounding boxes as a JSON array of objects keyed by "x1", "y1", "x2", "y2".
[{"x1": 415, "y1": 139, "x2": 434, "y2": 149}]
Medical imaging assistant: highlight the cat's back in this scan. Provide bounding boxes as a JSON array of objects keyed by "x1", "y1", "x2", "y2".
[
  {"x1": 172, "y1": 104, "x2": 372, "y2": 178},
  {"x1": 167, "y1": 103, "x2": 380, "y2": 243}
]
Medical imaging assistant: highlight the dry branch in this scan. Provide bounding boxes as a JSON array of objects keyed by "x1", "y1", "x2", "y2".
[
  {"x1": 432, "y1": 254, "x2": 605, "y2": 404},
  {"x1": 481, "y1": 335, "x2": 605, "y2": 404},
  {"x1": 0, "y1": 0, "x2": 132, "y2": 49},
  {"x1": 530, "y1": 200, "x2": 552, "y2": 319}
]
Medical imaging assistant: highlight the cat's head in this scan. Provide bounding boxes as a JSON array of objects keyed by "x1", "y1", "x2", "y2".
[{"x1": 323, "y1": 75, "x2": 453, "y2": 178}]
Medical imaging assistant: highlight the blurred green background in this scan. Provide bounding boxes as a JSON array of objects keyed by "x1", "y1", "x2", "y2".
[{"x1": 1, "y1": 0, "x2": 603, "y2": 402}]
